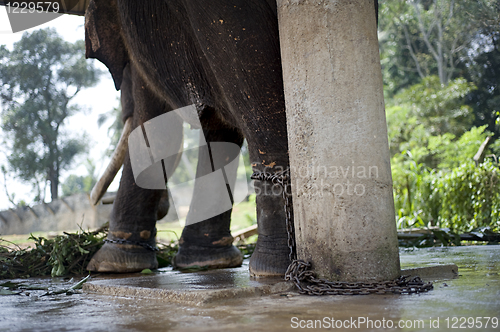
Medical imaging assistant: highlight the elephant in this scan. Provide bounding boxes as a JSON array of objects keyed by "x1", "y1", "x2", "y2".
[
  {"x1": 84, "y1": 0, "x2": 292, "y2": 276},
  {"x1": 84, "y1": 0, "x2": 380, "y2": 276}
]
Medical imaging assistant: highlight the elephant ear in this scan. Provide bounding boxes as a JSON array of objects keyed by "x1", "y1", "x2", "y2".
[{"x1": 85, "y1": 0, "x2": 128, "y2": 90}]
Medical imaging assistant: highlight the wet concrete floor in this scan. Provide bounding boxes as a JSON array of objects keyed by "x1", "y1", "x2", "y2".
[{"x1": 1, "y1": 245, "x2": 499, "y2": 331}]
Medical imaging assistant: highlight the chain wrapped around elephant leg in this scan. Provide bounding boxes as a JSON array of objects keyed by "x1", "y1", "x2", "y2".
[{"x1": 251, "y1": 169, "x2": 434, "y2": 296}]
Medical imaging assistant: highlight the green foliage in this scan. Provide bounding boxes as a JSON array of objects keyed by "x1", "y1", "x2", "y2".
[
  {"x1": 379, "y1": 0, "x2": 423, "y2": 94},
  {"x1": 155, "y1": 241, "x2": 179, "y2": 268},
  {"x1": 380, "y1": 0, "x2": 500, "y2": 139},
  {"x1": 0, "y1": 227, "x2": 106, "y2": 279},
  {"x1": 390, "y1": 76, "x2": 476, "y2": 138},
  {"x1": 381, "y1": 2, "x2": 500, "y2": 236},
  {"x1": 61, "y1": 159, "x2": 97, "y2": 196},
  {"x1": 379, "y1": 0, "x2": 492, "y2": 92},
  {"x1": 387, "y1": 76, "x2": 479, "y2": 174},
  {"x1": 432, "y1": 126, "x2": 492, "y2": 169},
  {"x1": 387, "y1": 71, "x2": 498, "y2": 235},
  {"x1": 438, "y1": 161, "x2": 500, "y2": 232},
  {"x1": 391, "y1": 150, "x2": 438, "y2": 229},
  {"x1": 0, "y1": 28, "x2": 101, "y2": 202},
  {"x1": 392, "y1": 155, "x2": 500, "y2": 234}
]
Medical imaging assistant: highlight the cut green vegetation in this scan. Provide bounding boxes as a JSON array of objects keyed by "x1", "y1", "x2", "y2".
[
  {"x1": 0, "y1": 226, "x2": 106, "y2": 279},
  {"x1": 0, "y1": 198, "x2": 258, "y2": 279}
]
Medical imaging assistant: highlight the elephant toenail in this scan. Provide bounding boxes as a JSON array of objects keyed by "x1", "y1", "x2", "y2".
[
  {"x1": 212, "y1": 236, "x2": 234, "y2": 246},
  {"x1": 140, "y1": 230, "x2": 151, "y2": 239},
  {"x1": 111, "y1": 231, "x2": 132, "y2": 239}
]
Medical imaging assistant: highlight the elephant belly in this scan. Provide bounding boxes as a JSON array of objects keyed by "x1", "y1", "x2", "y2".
[
  {"x1": 116, "y1": 0, "x2": 227, "y2": 124},
  {"x1": 116, "y1": 0, "x2": 283, "y2": 133}
]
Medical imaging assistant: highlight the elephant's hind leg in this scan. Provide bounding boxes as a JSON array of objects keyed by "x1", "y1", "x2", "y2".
[
  {"x1": 173, "y1": 126, "x2": 244, "y2": 270},
  {"x1": 173, "y1": 211, "x2": 244, "y2": 270},
  {"x1": 182, "y1": 0, "x2": 293, "y2": 276}
]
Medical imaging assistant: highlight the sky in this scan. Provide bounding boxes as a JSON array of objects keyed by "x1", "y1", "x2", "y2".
[{"x1": 0, "y1": 8, "x2": 121, "y2": 210}]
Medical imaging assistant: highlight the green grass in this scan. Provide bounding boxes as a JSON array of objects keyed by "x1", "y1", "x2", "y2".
[{"x1": 156, "y1": 196, "x2": 257, "y2": 243}]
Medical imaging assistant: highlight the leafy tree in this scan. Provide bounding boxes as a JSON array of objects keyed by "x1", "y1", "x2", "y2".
[
  {"x1": 386, "y1": 76, "x2": 476, "y2": 167},
  {"x1": 379, "y1": 0, "x2": 430, "y2": 94},
  {"x1": 379, "y1": 0, "x2": 496, "y2": 94},
  {"x1": 387, "y1": 77, "x2": 496, "y2": 231},
  {"x1": 380, "y1": 0, "x2": 500, "y2": 234},
  {"x1": 380, "y1": 0, "x2": 500, "y2": 139},
  {"x1": 395, "y1": 76, "x2": 475, "y2": 136},
  {"x1": 0, "y1": 28, "x2": 101, "y2": 202},
  {"x1": 465, "y1": 14, "x2": 500, "y2": 137},
  {"x1": 391, "y1": 126, "x2": 498, "y2": 231},
  {"x1": 61, "y1": 159, "x2": 97, "y2": 196}
]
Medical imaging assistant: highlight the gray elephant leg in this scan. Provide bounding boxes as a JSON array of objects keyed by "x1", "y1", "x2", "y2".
[
  {"x1": 86, "y1": 149, "x2": 162, "y2": 272},
  {"x1": 247, "y1": 151, "x2": 292, "y2": 276},
  {"x1": 173, "y1": 125, "x2": 244, "y2": 269}
]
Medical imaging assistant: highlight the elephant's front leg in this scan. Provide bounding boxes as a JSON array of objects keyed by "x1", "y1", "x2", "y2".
[
  {"x1": 87, "y1": 150, "x2": 162, "y2": 272},
  {"x1": 87, "y1": 66, "x2": 172, "y2": 273},
  {"x1": 173, "y1": 125, "x2": 244, "y2": 269},
  {"x1": 247, "y1": 143, "x2": 292, "y2": 277}
]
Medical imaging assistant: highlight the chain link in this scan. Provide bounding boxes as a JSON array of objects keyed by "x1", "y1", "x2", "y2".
[
  {"x1": 104, "y1": 238, "x2": 159, "y2": 252},
  {"x1": 251, "y1": 168, "x2": 433, "y2": 295}
]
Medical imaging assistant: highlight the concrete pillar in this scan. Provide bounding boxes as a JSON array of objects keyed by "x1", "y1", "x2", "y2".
[{"x1": 277, "y1": 0, "x2": 400, "y2": 281}]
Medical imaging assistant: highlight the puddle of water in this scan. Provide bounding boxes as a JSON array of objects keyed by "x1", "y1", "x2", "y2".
[
  {"x1": 397, "y1": 245, "x2": 500, "y2": 328},
  {"x1": 0, "y1": 245, "x2": 498, "y2": 332}
]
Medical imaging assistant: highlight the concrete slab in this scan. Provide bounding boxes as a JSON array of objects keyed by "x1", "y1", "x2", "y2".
[
  {"x1": 83, "y1": 262, "x2": 459, "y2": 305},
  {"x1": 402, "y1": 263, "x2": 459, "y2": 280},
  {"x1": 84, "y1": 262, "x2": 294, "y2": 305}
]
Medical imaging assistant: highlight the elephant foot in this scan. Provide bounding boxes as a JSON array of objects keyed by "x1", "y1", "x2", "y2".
[
  {"x1": 173, "y1": 244, "x2": 243, "y2": 270},
  {"x1": 87, "y1": 242, "x2": 158, "y2": 273},
  {"x1": 249, "y1": 235, "x2": 291, "y2": 277}
]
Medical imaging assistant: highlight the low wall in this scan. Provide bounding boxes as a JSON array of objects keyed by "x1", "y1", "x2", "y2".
[
  {"x1": 0, "y1": 193, "x2": 113, "y2": 235},
  {"x1": 0, "y1": 183, "x2": 251, "y2": 235}
]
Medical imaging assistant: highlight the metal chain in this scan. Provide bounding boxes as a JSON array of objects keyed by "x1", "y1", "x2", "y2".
[
  {"x1": 251, "y1": 168, "x2": 433, "y2": 295},
  {"x1": 104, "y1": 238, "x2": 159, "y2": 252},
  {"x1": 251, "y1": 168, "x2": 296, "y2": 261}
]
